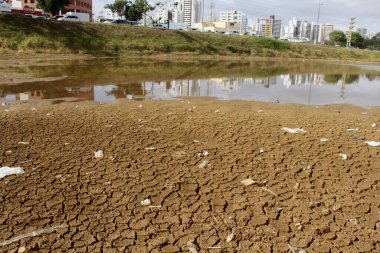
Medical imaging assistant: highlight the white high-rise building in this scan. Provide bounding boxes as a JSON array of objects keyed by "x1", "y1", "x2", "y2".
[
  {"x1": 192, "y1": 0, "x2": 201, "y2": 24},
  {"x1": 183, "y1": 0, "x2": 193, "y2": 26},
  {"x1": 220, "y1": 9, "x2": 247, "y2": 34}
]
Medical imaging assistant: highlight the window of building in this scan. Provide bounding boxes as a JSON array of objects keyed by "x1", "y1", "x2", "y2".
[
  {"x1": 30, "y1": 0, "x2": 34, "y2": 3},
  {"x1": 24, "y1": 0, "x2": 27, "y2": 3}
]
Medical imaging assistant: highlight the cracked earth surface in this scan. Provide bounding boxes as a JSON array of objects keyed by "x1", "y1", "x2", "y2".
[{"x1": 0, "y1": 99, "x2": 379, "y2": 252}]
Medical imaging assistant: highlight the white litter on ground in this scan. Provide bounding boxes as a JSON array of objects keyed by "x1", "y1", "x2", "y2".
[
  {"x1": 0, "y1": 167, "x2": 25, "y2": 179},
  {"x1": 281, "y1": 127, "x2": 306, "y2": 134},
  {"x1": 261, "y1": 186, "x2": 278, "y2": 197},
  {"x1": 18, "y1": 142, "x2": 30, "y2": 145},
  {"x1": 372, "y1": 123, "x2": 377, "y2": 128},
  {"x1": 202, "y1": 150, "x2": 209, "y2": 157},
  {"x1": 241, "y1": 178, "x2": 257, "y2": 186},
  {"x1": 339, "y1": 154, "x2": 348, "y2": 160},
  {"x1": 141, "y1": 199, "x2": 151, "y2": 206},
  {"x1": 347, "y1": 128, "x2": 359, "y2": 132},
  {"x1": 145, "y1": 146, "x2": 157, "y2": 151},
  {"x1": 226, "y1": 233, "x2": 234, "y2": 242},
  {"x1": 320, "y1": 138, "x2": 329, "y2": 142},
  {"x1": 365, "y1": 141, "x2": 380, "y2": 147},
  {"x1": 198, "y1": 160, "x2": 209, "y2": 169},
  {"x1": 94, "y1": 150, "x2": 104, "y2": 158},
  {"x1": 260, "y1": 148, "x2": 265, "y2": 153},
  {"x1": 126, "y1": 95, "x2": 134, "y2": 100},
  {"x1": 0, "y1": 224, "x2": 67, "y2": 246},
  {"x1": 187, "y1": 241, "x2": 199, "y2": 253}
]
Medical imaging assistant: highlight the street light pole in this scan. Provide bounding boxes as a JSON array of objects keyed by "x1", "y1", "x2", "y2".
[{"x1": 314, "y1": 2, "x2": 323, "y2": 45}]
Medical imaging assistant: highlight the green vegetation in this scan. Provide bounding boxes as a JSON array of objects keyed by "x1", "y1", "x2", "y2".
[
  {"x1": 105, "y1": 0, "x2": 156, "y2": 21},
  {"x1": 1, "y1": 14, "x2": 380, "y2": 62},
  {"x1": 37, "y1": 0, "x2": 69, "y2": 16}
]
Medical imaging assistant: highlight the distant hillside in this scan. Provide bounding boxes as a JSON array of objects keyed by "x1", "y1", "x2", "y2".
[{"x1": 1, "y1": 14, "x2": 380, "y2": 62}]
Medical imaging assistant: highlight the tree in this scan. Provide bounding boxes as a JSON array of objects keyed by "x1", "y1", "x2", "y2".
[
  {"x1": 328, "y1": 30, "x2": 346, "y2": 46},
  {"x1": 105, "y1": 0, "x2": 128, "y2": 19},
  {"x1": 364, "y1": 32, "x2": 380, "y2": 50},
  {"x1": 351, "y1": 32, "x2": 364, "y2": 48},
  {"x1": 37, "y1": 0, "x2": 69, "y2": 16}
]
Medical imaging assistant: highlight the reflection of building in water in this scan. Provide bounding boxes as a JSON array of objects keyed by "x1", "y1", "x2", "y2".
[
  {"x1": 280, "y1": 73, "x2": 321, "y2": 88},
  {"x1": 64, "y1": 87, "x2": 94, "y2": 100},
  {"x1": 211, "y1": 78, "x2": 242, "y2": 91},
  {"x1": 167, "y1": 80, "x2": 201, "y2": 96},
  {"x1": 251, "y1": 77, "x2": 277, "y2": 88}
]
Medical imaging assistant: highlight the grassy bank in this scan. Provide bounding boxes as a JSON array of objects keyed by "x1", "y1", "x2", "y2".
[{"x1": 1, "y1": 14, "x2": 380, "y2": 61}]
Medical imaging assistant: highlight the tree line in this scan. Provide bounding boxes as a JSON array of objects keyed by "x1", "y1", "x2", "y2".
[{"x1": 327, "y1": 30, "x2": 380, "y2": 50}]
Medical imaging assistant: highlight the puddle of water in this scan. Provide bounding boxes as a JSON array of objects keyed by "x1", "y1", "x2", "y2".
[{"x1": 1, "y1": 59, "x2": 380, "y2": 107}]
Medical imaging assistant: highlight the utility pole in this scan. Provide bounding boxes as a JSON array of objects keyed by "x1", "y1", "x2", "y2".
[
  {"x1": 208, "y1": 0, "x2": 215, "y2": 22},
  {"x1": 143, "y1": 0, "x2": 147, "y2": 27},
  {"x1": 314, "y1": 1, "x2": 323, "y2": 45},
  {"x1": 346, "y1": 17, "x2": 356, "y2": 47},
  {"x1": 201, "y1": 0, "x2": 204, "y2": 32}
]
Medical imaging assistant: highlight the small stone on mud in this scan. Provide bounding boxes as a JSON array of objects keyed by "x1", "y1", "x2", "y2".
[
  {"x1": 198, "y1": 160, "x2": 209, "y2": 169},
  {"x1": 295, "y1": 223, "x2": 303, "y2": 231},
  {"x1": 226, "y1": 233, "x2": 234, "y2": 242},
  {"x1": 339, "y1": 154, "x2": 348, "y2": 160},
  {"x1": 372, "y1": 123, "x2": 377, "y2": 128},
  {"x1": 18, "y1": 247, "x2": 26, "y2": 253}
]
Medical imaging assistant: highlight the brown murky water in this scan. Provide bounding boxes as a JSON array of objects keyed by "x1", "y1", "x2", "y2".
[{"x1": 1, "y1": 59, "x2": 380, "y2": 107}]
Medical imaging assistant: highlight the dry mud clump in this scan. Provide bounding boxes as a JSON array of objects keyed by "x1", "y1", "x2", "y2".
[{"x1": 0, "y1": 99, "x2": 379, "y2": 252}]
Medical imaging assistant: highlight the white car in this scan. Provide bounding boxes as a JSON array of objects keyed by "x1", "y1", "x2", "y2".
[{"x1": 58, "y1": 15, "x2": 79, "y2": 21}]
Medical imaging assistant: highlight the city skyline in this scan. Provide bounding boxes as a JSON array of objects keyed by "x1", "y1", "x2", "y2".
[{"x1": 94, "y1": 0, "x2": 379, "y2": 32}]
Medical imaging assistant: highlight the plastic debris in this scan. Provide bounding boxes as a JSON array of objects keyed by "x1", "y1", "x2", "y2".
[
  {"x1": 320, "y1": 138, "x2": 329, "y2": 142},
  {"x1": 241, "y1": 178, "x2": 257, "y2": 186},
  {"x1": 148, "y1": 205, "x2": 162, "y2": 209},
  {"x1": 365, "y1": 141, "x2": 380, "y2": 147},
  {"x1": 139, "y1": 104, "x2": 143, "y2": 108},
  {"x1": 31, "y1": 108, "x2": 37, "y2": 111},
  {"x1": 94, "y1": 150, "x2": 104, "y2": 158},
  {"x1": 207, "y1": 246, "x2": 222, "y2": 249},
  {"x1": 141, "y1": 199, "x2": 151, "y2": 206},
  {"x1": 295, "y1": 223, "x2": 303, "y2": 231},
  {"x1": 226, "y1": 233, "x2": 234, "y2": 242},
  {"x1": 0, "y1": 224, "x2": 67, "y2": 246},
  {"x1": 0, "y1": 167, "x2": 25, "y2": 179},
  {"x1": 281, "y1": 127, "x2": 306, "y2": 134},
  {"x1": 18, "y1": 142, "x2": 30, "y2": 145},
  {"x1": 126, "y1": 94, "x2": 134, "y2": 100},
  {"x1": 193, "y1": 140, "x2": 204, "y2": 144},
  {"x1": 215, "y1": 110, "x2": 220, "y2": 113},
  {"x1": 372, "y1": 123, "x2": 377, "y2": 128},
  {"x1": 18, "y1": 246, "x2": 26, "y2": 253},
  {"x1": 288, "y1": 244, "x2": 307, "y2": 253},
  {"x1": 261, "y1": 186, "x2": 278, "y2": 197},
  {"x1": 347, "y1": 128, "x2": 359, "y2": 132},
  {"x1": 198, "y1": 160, "x2": 209, "y2": 169},
  {"x1": 260, "y1": 148, "x2": 265, "y2": 153},
  {"x1": 339, "y1": 154, "x2": 348, "y2": 160},
  {"x1": 86, "y1": 170, "x2": 96, "y2": 175},
  {"x1": 146, "y1": 146, "x2": 157, "y2": 151},
  {"x1": 257, "y1": 110, "x2": 264, "y2": 113},
  {"x1": 202, "y1": 150, "x2": 209, "y2": 157},
  {"x1": 187, "y1": 240, "x2": 199, "y2": 253}
]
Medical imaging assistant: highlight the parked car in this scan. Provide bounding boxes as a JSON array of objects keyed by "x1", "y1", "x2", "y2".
[
  {"x1": 111, "y1": 20, "x2": 140, "y2": 25},
  {"x1": 58, "y1": 15, "x2": 79, "y2": 21},
  {"x1": 52, "y1": 15, "x2": 64, "y2": 20}
]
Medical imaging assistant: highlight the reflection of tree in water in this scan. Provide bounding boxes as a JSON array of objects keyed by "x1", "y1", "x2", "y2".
[
  {"x1": 366, "y1": 74, "x2": 376, "y2": 82},
  {"x1": 324, "y1": 74, "x2": 342, "y2": 84},
  {"x1": 106, "y1": 83, "x2": 144, "y2": 98},
  {"x1": 324, "y1": 74, "x2": 359, "y2": 84}
]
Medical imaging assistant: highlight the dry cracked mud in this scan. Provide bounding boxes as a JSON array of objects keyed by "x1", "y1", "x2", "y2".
[{"x1": 0, "y1": 98, "x2": 379, "y2": 252}]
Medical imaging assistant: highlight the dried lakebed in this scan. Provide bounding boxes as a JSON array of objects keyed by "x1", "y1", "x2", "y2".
[{"x1": 0, "y1": 99, "x2": 380, "y2": 252}]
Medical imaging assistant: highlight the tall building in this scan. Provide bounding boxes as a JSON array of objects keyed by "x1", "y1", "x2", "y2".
[
  {"x1": 357, "y1": 28, "x2": 367, "y2": 37},
  {"x1": 272, "y1": 20, "x2": 282, "y2": 38},
  {"x1": 183, "y1": 0, "x2": 192, "y2": 26},
  {"x1": 220, "y1": 9, "x2": 248, "y2": 34},
  {"x1": 299, "y1": 21, "x2": 311, "y2": 40},
  {"x1": 321, "y1": 23, "x2": 334, "y2": 42},
  {"x1": 255, "y1": 17, "x2": 271, "y2": 37},
  {"x1": 191, "y1": 0, "x2": 201, "y2": 24},
  {"x1": 311, "y1": 23, "x2": 320, "y2": 42}
]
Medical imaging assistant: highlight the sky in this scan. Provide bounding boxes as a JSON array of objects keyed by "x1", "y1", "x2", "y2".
[{"x1": 94, "y1": 0, "x2": 380, "y2": 33}]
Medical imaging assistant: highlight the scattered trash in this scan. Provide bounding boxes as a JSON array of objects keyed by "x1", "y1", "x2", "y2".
[
  {"x1": 282, "y1": 127, "x2": 306, "y2": 134},
  {"x1": 241, "y1": 178, "x2": 257, "y2": 186},
  {"x1": 293, "y1": 182, "x2": 300, "y2": 189},
  {"x1": 207, "y1": 246, "x2": 222, "y2": 249},
  {"x1": 148, "y1": 205, "x2": 162, "y2": 209},
  {"x1": 365, "y1": 141, "x2": 380, "y2": 147},
  {"x1": 202, "y1": 150, "x2": 209, "y2": 157},
  {"x1": 5, "y1": 150, "x2": 12, "y2": 154},
  {"x1": 372, "y1": 123, "x2": 377, "y2": 128},
  {"x1": 141, "y1": 199, "x2": 152, "y2": 206},
  {"x1": 352, "y1": 136, "x2": 365, "y2": 140},
  {"x1": 226, "y1": 232, "x2": 234, "y2": 242},
  {"x1": 126, "y1": 94, "x2": 133, "y2": 100},
  {"x1": 339, "y1": 154, "x2": 348, "y2": 160},
  {"x1": 320, "y1": 138, "x2": 329, "y2": 142},
  {"x1": 347, "y1": 128, "x2": 359, "y2": 132},
  {"x1": 187, "y1": 240, "x2": 199, "y2": 253},
  {"x1": 275, "y1": 208, "x2": 283, "y2": 212},
  {"x1": 0, "y1": 167, "x2": 25, "y2": 179},
  {"x1": 86, "y1": 170, "x2": 96, "y2": 175},
  {"x1": 261, "y1": 187, "x2": 278, "y2": 197},
  {"x1": 103, "y1": 181, "x2": 111, "y2": 185},
  {"x1": 4, "y1": 109, "x2": 9, "y2": 112},
  {"x1": 288, "y1": 244, "x2": 307, "y2": 253},
  {"x1": 361, "y1": 112, "x2": 368, "y2": 115},
  {"x1": 0, "y1": 224, "x2": 67, "y2": 246},
  {"x1": 46, "y1": 113, "x2": 50, "y2": 116},
  {"x1": 31, "y1": 108, "x2": 37, "y2": 111},
  {"x1": 260, "y1": 148, "x2": 265, "y2": 153},
  {"x1": 375, "y1": 222, "x2": 380, "y2": 230},
  {"x1": 94, "y1": 150, "x2": 104, "y2": 158},
  {"x1": 295, "y1": 223, "x2": 303, "y2": 231},
  {"x1": 348, "y1": 218, "x2": 358, "y2": 226},
  {"x1": 138, "y1": 104, "x2": 143, "y2": 108},
  {"x1": 198, "y1": 160, "x2": 209, "y2": 169},
  {"x1": 215, "y1": 110, "x2": 220, "y2": 113},
  {"x1": 18, "y1": 142, "x2": 30, "y2": 145},
  {"x1": 257, "y1": 110, "x2": 264, "y2": 113},
  {"x1": 18, "y1": 246, "x2": 26, "y2": 253},
  {"x1": 146, "y1": 146, "x2": 157, "y2": 151},
  {"x1": 193, "y1": 140, "x2": 204, "y2": 144}
]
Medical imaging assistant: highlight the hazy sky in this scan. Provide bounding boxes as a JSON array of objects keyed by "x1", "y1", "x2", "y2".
[{"x1": 94, "y1": 0, "x2": 380, "y2": 32}]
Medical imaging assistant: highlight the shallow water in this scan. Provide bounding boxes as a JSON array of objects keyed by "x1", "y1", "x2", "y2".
[{"x1": 1, "y1": 59, "x2": 380, "y2": 107}]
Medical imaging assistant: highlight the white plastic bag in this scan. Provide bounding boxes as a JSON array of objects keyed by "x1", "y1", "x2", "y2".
[{"x1": 0, "y1": 167, "x2": 24, "y2": 179}]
